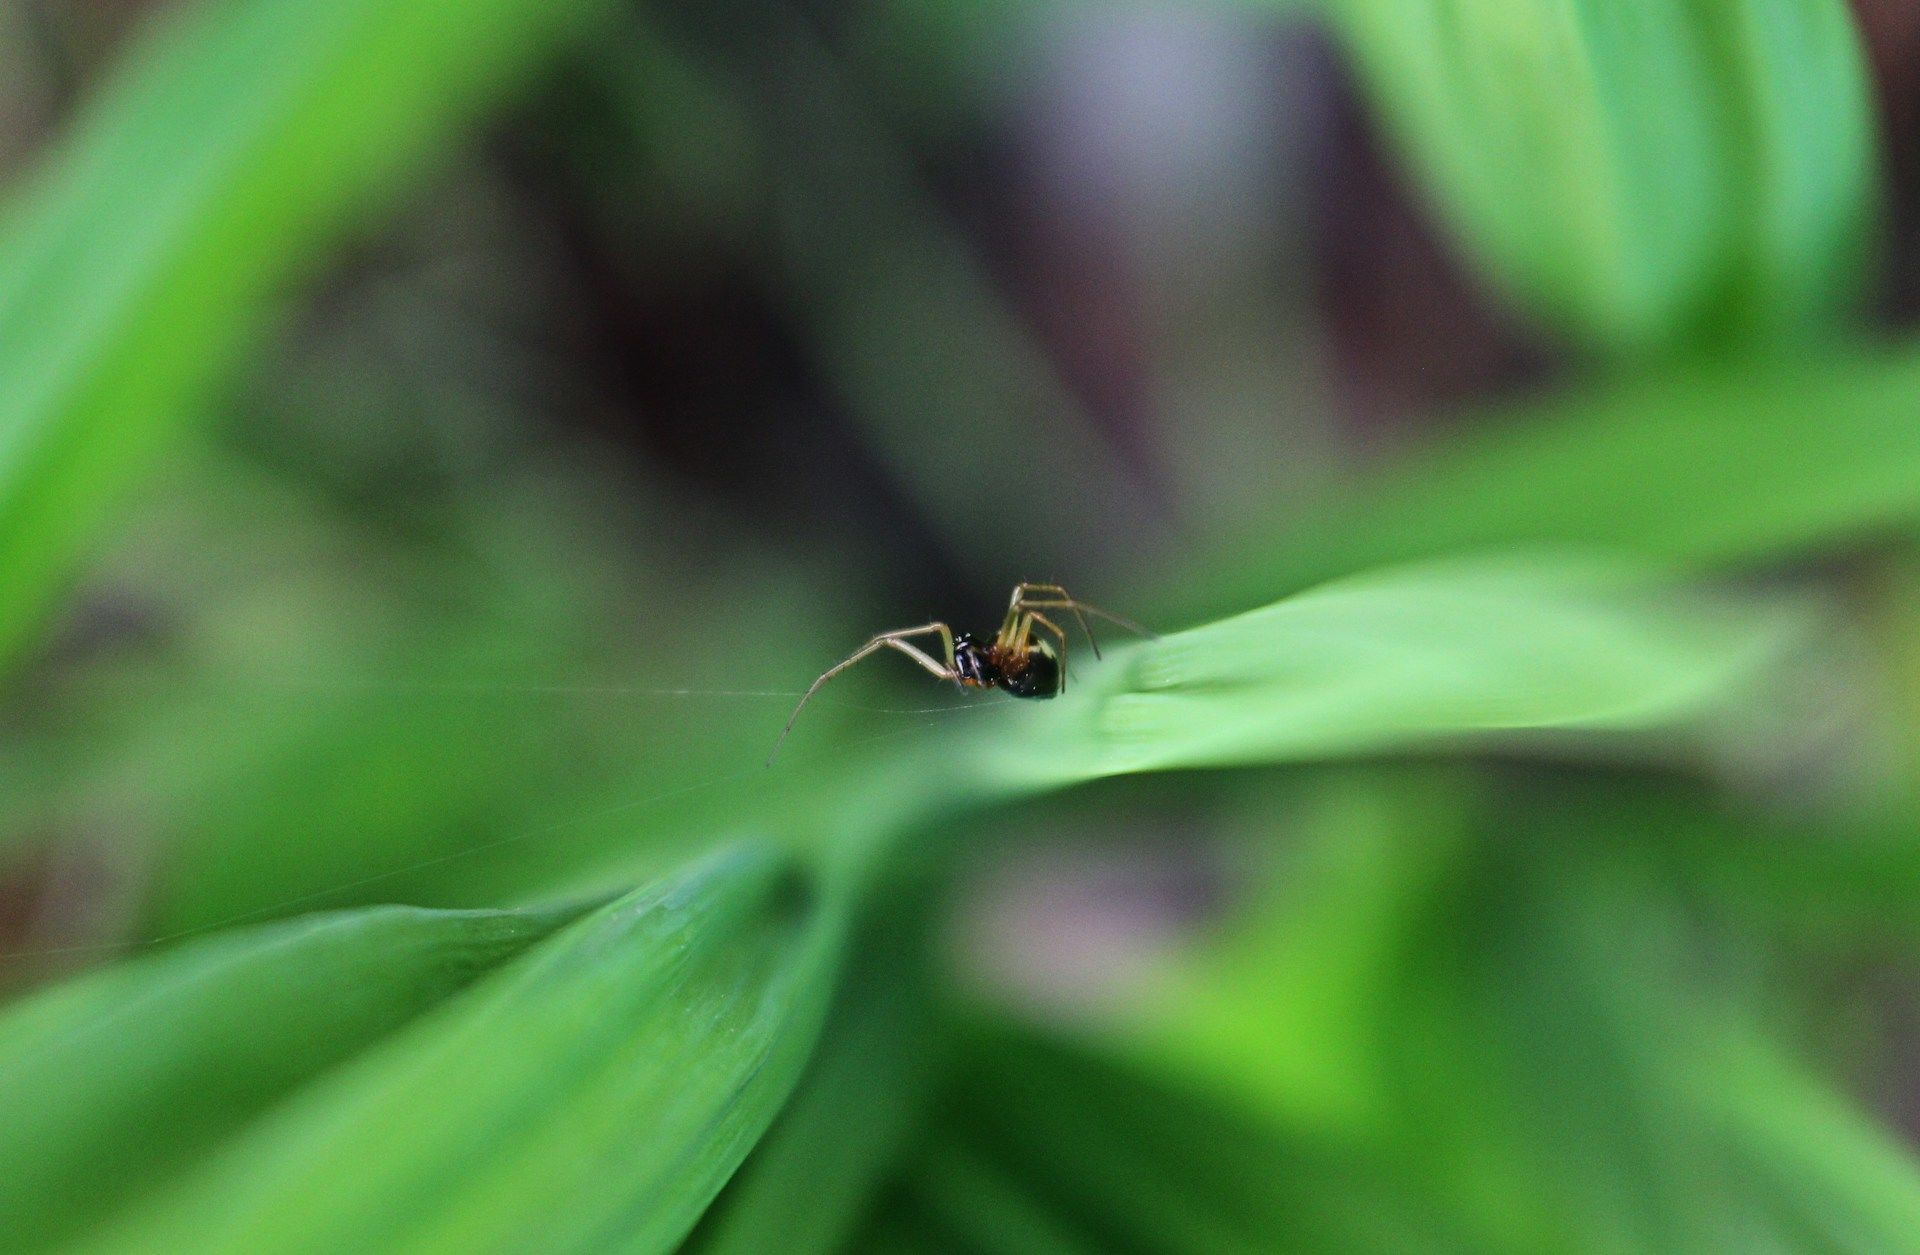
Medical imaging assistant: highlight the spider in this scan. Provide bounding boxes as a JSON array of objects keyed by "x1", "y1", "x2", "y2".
[{"x1": 770, "y1": 582, "x2": 1151, "y2": 761}]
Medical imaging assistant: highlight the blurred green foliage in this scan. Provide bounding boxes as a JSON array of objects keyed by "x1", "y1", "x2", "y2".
[
  {"x1": 1326, "y1": 0, "x2": 1876, "y2": 354},
  {"x1": 0, "y1": 0, "x2": 621, "y2": 671},
  {"x1": 0, "y1": 899, "x2": 588, "y2": 1249},
  {"x1": 0, "y1": 0, "x2": 1914, "y2": 1252}
]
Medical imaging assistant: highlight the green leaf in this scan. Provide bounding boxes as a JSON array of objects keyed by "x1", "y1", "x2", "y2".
[
  {"x1": 0, "y1": 901, "x2": 585, "y2": 1252},
  {"x1": 1192, "y1": 344, "x2": 1920, "y2": 618},
  {"x1": 1110, "y1": 767, "x2": 1482, "y2": 1139},
  {"x1": 0, "y1": 0, "x2": 615, "y2": 674},
  {"x1": 693, "y1": 904, "x2": 943, "y2": 1255},
  {"x1": 1026, "y1": 780, "x2": 1920, "y2": 1254},
  {"x1": 1017, "y1": 550, "x2": 1815, "y2": 781},
  {"x1": 900, "y1": 1131, "x2": 1107, "y2": 1255},
  {"x1": 1471, "y1": 846, "x2": 1920, "y2": 1252},
  {"x1": 82, "y1": 844, "x2": 847, "y2": 1254},
  {"x1": 926, "y1": 1024, "x2": 1482, "y2": 1253},
  {"x1": 1693, "y1": 0, "x2": 1880, "y2": 339},
  {"x1": 1325, "y1": 0, "x2": 1875, "y2": 353},
  {"x1": 1711, "y1": 1032, "x2": 1920, "y2": 1248}
]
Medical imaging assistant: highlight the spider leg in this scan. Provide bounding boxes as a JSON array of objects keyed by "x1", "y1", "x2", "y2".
[
  {"x1": 998, "y1": 588, "x2": 1023, "y2": 640},
  {"x1": 1024, "y1": 611, "x2": 1071, "y2": 690},
  {"x1": 996, "y1": 609, "x2": 1072, "y2": 691},
  {"x1": 1006, "y1": 583, "x2": 1100, "y2": 658},
  {"x1": 769, "y1": 623, "x2": 956, "y2": 763},
  {"x1": 1016, "y1": 593, "x2": 1157, "y2": 651}
]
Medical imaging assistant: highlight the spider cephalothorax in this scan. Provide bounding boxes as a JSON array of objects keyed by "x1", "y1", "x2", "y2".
[
  {"x1": 771, "y1": 583, "x2": 1150, "y2": 760},
  {"x1": 951, "y1": 633, "x2": 998, "y2": 688}
]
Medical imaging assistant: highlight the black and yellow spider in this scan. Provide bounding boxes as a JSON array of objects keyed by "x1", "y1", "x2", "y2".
[{"x1": 771, "y1": 582, "x2": 1151, "y2": 759}]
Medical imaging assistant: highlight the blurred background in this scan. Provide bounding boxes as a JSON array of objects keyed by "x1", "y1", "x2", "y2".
[
  {"x1": 0, "y1": 0, "x2": 1472, "y2": 964},
  {"x1": 6, "y1": 0, "x2": 1920, "y2": 1249}
]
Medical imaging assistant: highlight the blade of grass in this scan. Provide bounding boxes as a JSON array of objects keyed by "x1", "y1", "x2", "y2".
[
  {"x1": 0, "y1": 0, "x2": 615, "y2": 675},
  {"x1": 1028, "y1": 550, "x2": 1817, "y2": 782},
  {"x1": 1107, "y1": 766, "x2": 1482, "y2": 1139},
  {"x1": 0, "y1": 899, "x2": 589, "y2": 1251},
  {"x1": 693, "y1": 902, "x2": 944, "y2": 1255},
  {"x1": 1487, "y1": 841, "x2": 1920, "y2": 1251},
  {"x1": 1190, "y1": 344, "x2": 1920, "y2": 620},
  {"x1": 1324, "y1": 0, "x2": 1875, "y2": 353},
  {"x1": 1094, "y1": 781, "x2": 1920, "y2": 1252},
  {"x1": 901, "y1": 1131, "x2": 1108, "y2": 1255},
  {"x1": 1693, "y1": 0, "x2": 1878, "y2": 340},
  {"x1": 941, "y1": 1023, "x2": 1483, "y2": 1253},
  {"x1": 848, "y1": 1197, "x2": 975, "y2": 1255},
  {"x1": 80, "y1": 843, "x2": 848, "y2": 1255},
  {"x1": 1712, "y1": 1030, "x2": 1920, "y2": 1246}
]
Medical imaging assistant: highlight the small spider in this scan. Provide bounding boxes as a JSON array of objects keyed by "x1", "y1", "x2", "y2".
[{"x1": 770, "y1": 582, "x2": 1151, "y2": 761}]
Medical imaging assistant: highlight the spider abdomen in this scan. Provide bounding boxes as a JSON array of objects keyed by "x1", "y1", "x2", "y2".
[{"x1": 993, "y1": 644, "x2": 1061, "y2": 699}]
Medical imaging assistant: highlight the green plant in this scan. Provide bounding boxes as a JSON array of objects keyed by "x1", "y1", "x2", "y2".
[{"x1": 0, "y1": 0, "x2": 1914, "y2": 1251}]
